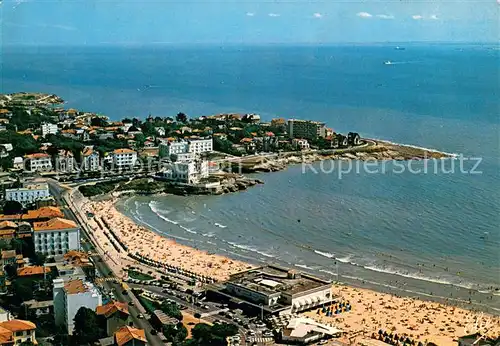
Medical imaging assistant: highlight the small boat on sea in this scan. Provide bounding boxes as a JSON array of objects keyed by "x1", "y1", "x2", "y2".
[
  {"x1": 395, "y1": 46, "x2": 405, "y2": 50},
  {"x1": 384, "y1": 61, "x2": 394, "y2": 65}
]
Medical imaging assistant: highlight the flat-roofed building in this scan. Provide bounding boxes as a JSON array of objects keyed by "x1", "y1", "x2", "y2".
[
  {"x1": 159, "y1": 138, "x2": 213, "y2": 158},
  {"x1": 33, "y1": 218, "x2": 80, "y2": 256},
  {"x1": 217, "y1": 265, "x2": 334, "y2": 316},
  {"x1": 5, "y1": 183, "x2": 50, "y2": 207},
  {"x1": 41, "y1": 122, "x2": 59, "y2": 137},
  {"x1": 287, "y1": 119, "x2": 326, "y2": 140},
  {"x1": 53, "y1": 278, "x2": 102, "y2": 334}
]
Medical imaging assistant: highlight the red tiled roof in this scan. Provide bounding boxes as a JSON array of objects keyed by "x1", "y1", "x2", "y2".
[
  {"x1": 17, "y1": 266, "x2": 51, "y2": 277},
  {"x1": 113, "y1": 148, "x2": 135, "y2": 154},
  {"x1": 24, "y1": 153, "x2": 49, "y2": 159},
  {"x1": 96, "y1": 301, "x2": 129, "y2": 318},
  {"x1": 33, "y1": 217, "x2": 77, "y2": 232},
  {"x1": 0, "y1": 319, "x2": 36, "y2": 332},
  {"x1": 114, "y1": 326, "x2": 146, "y2": 346}
]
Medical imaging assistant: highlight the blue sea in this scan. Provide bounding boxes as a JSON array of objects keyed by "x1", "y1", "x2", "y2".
[{"x1": 2, "y1": 44, "x2": 499, "y2": 312}]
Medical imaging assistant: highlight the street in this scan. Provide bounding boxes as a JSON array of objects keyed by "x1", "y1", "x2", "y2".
[{"x1": 47, "y1": 180, "x2": 165, "y2": 346}]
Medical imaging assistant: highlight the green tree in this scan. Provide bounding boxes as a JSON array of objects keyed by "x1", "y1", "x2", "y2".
[
  {"x1": 211, "y1": 323, "x2": 238, "y2": 339},
  {"x1": 160, "y1": 301, "x2": 182, "y2": 320},
  {"x1": 176, "y1": 112, "x2": 188, "y2": 123},
  {"x1": 72, "y1": 307, "x2": 102, "y2": 345},
  {"x1": 191, "y1": 323, "x2": 213, "y2": 344},
  {"x1": 18, "y1": 341, "x2": 35, "y2": 346},
  {"x1": 31, "y1": 252, "x2": 47, "y2": 266},
  {"x1": 12, "y1": 279, "x2": 34, "y2": 303},
  {"x1": 2, "y1": 200, "x2": 23, "y2": 215},
  {"x1": 90, "y1": 117, "x2": 108, "y2": 127}
]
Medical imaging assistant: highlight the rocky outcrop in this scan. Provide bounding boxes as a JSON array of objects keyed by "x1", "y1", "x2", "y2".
[{"x1": 223, "y1": 142, "x2": 452, "y2": 173}]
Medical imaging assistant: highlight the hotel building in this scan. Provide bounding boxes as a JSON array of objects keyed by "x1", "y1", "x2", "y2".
[
  {"x1": 33, "y1": 218, "x2": 80, "y2": 256},
  {"x1": 287, "y1": 119, "x2": 326, "y2": 140},
  {"x1": 159, "y1": 138, "x2": 213, "y2": 158},
  {"x1": 41, "y1": 122, "x2": 59, "y2": 137},
  {"x1": 112, "y1": 148, "x2": 137, "y2": 170},
  {"x1": 5, "y1": 183, "x2": 50, "y2": 207}
]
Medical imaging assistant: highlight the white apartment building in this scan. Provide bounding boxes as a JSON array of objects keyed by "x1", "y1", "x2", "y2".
[
  {"x1": 159, "y1": 138, "x2": 213, "y2": 158},
  {"x1": 161, "y1": 160, "x2": 209, "y2": 184},
  {"x1": 5, "y1": 183, "x2": 50, "y2": 207},
  {"x1": 53, "y1": 278, "x2": 102, "y2": 334},
  {"x1": 24, "y1": 153, "x2": 53, "y2": 172},
  {"x1": 41, "y1": 122, "x2": 59, "y2": 137},
  {"x1": 81, "y1": 146, "x2": 100, "y2": 172},
  {"x1": 33, "y1": 218, "x2": 81, "y2": 256},
  {"x1": 112, "y1": 148, "x2": 137, "y2": 170},
  {"x1": 159, "y1": 141, "x2": 189, "y2": 158},
  {"x1": 188, "y1": 138, "x2": 213, "y2": 155}
]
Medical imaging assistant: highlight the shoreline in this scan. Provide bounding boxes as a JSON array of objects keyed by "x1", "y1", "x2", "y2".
[
  {"x1": 117, "y1": 195, "x2": 500, "y2": 316},
  {"x1": 76, "y1": 192, "x2": 500, "y2": 345},
  {"x1": 220, "y1": 139, "x2": 455, "y2": 174}
]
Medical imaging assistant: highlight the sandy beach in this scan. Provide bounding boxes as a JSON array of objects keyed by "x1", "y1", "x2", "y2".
[
  {"x1": 81, "y1": 198, "x2": 252, "y2": 281},
  {"x1": 78, "y1": 196, "x2": 499, "y2": 344},
  {"x1": 304, "y1": 284, "x2": 500, "y2": 345}
]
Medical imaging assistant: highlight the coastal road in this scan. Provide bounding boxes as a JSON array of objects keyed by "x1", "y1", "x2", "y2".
[
  {"x1": 128, "y1": 283, "x2": 250, "y2": 344},
  {"x1": 46, "y1": 179, "x2": 165, "y2": 346}
]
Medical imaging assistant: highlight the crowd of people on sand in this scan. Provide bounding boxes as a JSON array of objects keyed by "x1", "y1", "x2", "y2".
[
  {"x1": 83, "y1": 199, "x2": 252, "y2": 282},
  {"x1": 316, "y1": 300, "x2": 352, "y2": 317},
  {"x1": 304, "y1": 285, "x2": 500, "y2": 346},
  {"x1": 372, "y1": 329, "x2": 426, "y2": 346}
]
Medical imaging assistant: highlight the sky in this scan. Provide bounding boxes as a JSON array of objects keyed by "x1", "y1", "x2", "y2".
[{"x1": 1, "y1": 0, "x2": 499, "y2": 45}]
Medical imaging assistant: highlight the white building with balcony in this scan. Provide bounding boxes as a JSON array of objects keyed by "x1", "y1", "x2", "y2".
[
  {"x1": 24, "y1": 153, "x2": 53, "y2": 172},
  {"x1": 112, "y1": 148, "x2": 137, "y2": 170},
  {"x1": 159, "y1": 138, "x2": 213, "y2": 158},
  {"x1": 160, "y1": 160, "x2": 209, "y2": 184},
  {"x1": 41, "y1": 122, "x2": 59, "y2": 137},
  {"x1": 33, "y1": 218, "x2": 80, "y2": 256},
  {"x1": 188, "y1": 138, "x2": 213, "y2": 155},
  {"x1": 5, "y1": 183, "x2": 50, "y2": 207},
  {"x1": 53, "y1": 278, "x2": 102, "y2": 334},
  {"x1": 159, "y1": 141, "x2": 189, "y2": 158}
]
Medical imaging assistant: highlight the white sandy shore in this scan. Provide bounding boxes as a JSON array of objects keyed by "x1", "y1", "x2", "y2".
[
  {"x1": 79, "y1": 197, "x2": 499, "y2": 345},
  {"x1": 82, "y1": 198, "x2": 252, "y2": 281},
  {"x1": 305, "y1": 284, "x2": 500, "y2": 345}
]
